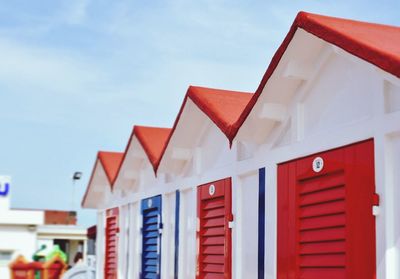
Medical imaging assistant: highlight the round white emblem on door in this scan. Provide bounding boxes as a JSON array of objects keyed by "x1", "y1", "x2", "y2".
[
  {"x1": 312, "y1": 157, "x2": 324, "y2": 173},
  {"x1": 148, "y1": 198, "x2": 153, "y2": 208},
  {"x1": 209, "y1": 184, "x2": 216, "y2": 196}
]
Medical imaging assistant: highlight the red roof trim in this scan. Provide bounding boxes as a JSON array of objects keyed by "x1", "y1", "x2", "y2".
[
  {"x1": 298, "y1": 12, "x2": 400, "y2": 78},
  {"x1": 232, "y1": 11, "x2": 400, "y2": 141}
]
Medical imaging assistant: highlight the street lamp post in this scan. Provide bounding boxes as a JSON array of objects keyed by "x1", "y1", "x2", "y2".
[{"x1": 72, "y1": 172, "x2": 83, "y2": 210}]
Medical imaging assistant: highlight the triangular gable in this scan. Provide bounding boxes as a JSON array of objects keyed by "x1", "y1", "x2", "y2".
[
  {"x1": 233, "y1": 11, "x2": 400, "y2": 141},
  {"x1": 112, "y1": 125, "x2": 171, "y2": 194},
  {"x1": 81, "y1": 151, "x2": 123, "y2": 208},
  {"x1": 157, "y1": 86, "x2": 252, "y2": 174},
  {"x1": 98, "y1": 151, "x2": 124, "y2": 186},
  {"x1": 189, "y1": 86, "x2": 253, "y2": 141},
  {"x1": 134, "y1": 126, "x2": 171, "y2": 173}
]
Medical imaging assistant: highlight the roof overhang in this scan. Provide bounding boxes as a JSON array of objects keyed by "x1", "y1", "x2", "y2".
[
  {"x1": 157, "y1": 86, "x2": 252, "y2": 175},
  {"x1": 81, "y1": 158, "x2": 113, "y2": 209},
  {"x1": 112, "y1": 126, "x2": 171, "y2": 195}
]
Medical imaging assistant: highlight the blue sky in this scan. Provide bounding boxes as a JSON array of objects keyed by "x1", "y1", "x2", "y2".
[{"x1": 1, "y1": 0, "x2": 399, "y2": 226}]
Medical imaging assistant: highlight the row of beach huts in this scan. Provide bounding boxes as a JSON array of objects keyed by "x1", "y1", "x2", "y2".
[{"x1": 81, "y1": 11, "x2": 400, "y2": 279}]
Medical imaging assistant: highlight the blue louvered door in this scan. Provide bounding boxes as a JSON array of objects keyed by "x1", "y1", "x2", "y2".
[{"x1": 141, "y1": 195, "x2": 162, "y2": 279}]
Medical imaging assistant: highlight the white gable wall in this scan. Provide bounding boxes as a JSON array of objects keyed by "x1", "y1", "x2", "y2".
[
  {"x1": 159, "y1": 99, "x2": 209, "y2": 177},
  {"x1": 127, "y1": 201, "x2": 140, "y2": 279},
  {"x1": 197, "y1": 118, "x2": 236, "y2": 173},
  {"x1": 161, "y1": 192, "x2": 177, "y2": 278},
  {"x1": 178, "y1": 187, "x2": 196, "y2": 278},
  {"x1": 113, "y1": 136, "x2": 159, "y2": 201},
  {"x1": 232, "y1": 171, "x2": 259, "y2": 278},
  {"x1": 84, "y1": 161, "x2": 113, "y2": 209},
  {"x1": 96, "y1": 210, "x2": 105, "y2": 279}
]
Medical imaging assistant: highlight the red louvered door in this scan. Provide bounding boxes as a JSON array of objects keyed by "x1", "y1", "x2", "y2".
[
  {"x1": 278, "y1": 140, "x2": 376, "y2": 279},
  {"x1": 197, "y1": 178, "x2": 232, "y2": 279},
  {"x1": 105, "y1": 209, "x2": 119, "y2": 279}
]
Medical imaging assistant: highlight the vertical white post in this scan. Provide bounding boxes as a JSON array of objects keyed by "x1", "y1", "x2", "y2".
[
  {"x1": 265, "y1": 163, "x2": 277, "y2": 279},
  {"x1": 231, "y1": 175, "x2": 241, "y2": 279},
  {"x1": 83, "y1": 238, "x2": 88, "y2": 264}
]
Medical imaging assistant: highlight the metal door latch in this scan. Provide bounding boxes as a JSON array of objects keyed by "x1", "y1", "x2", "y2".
[{"x1": 372, "y1": 193, "x2": 380, "y2": 216}]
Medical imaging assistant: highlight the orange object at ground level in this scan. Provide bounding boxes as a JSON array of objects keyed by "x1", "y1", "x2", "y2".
[{"x1": 9, "y1": 255, "x2": 67, "y2": 279}]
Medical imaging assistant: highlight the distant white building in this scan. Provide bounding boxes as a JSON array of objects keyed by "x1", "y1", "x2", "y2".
[{"x1": 0, "y1": 176, "x2": 88, "y2": 278}]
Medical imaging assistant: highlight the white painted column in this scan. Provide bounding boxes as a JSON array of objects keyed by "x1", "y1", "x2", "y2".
[
  {"x1": 117, "y1": 205, "x2": 126, "y2": 279},
  {"x1": 374, "y1": 79, "x2": 398, "y2": 279},
  {"x1": 231, "y1": 175, "x2": 241, "y2": 279},
  {"x1": 83, "y1": 238, "x2": 88, "y2": 264},
  {"x1": 265, "y1": 163, "x2": 277, "y2": 279}
]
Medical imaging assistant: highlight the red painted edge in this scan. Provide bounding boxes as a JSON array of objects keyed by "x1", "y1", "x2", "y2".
[{"x1": 373, "y1": 193, "x2": 380, "y2": 206}]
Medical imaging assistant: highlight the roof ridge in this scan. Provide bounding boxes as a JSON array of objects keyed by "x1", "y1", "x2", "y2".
[
  {"x1": 156, "y1": 86, "x2": 253, "y2": 172},
  {"x1": 133, "y1": 125, "x2": 172, "y2": 173},
  {"x1": 98, "y1": 151, "x2": 124, "y2": 185}
]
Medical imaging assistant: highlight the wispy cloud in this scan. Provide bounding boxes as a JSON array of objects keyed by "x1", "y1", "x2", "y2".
[
  {"x1": 0, "y1": 38, "x2": 100, "y2": 95},
  {"x1": 65, "y1": 0, "x2": 91, "y2": 25}
]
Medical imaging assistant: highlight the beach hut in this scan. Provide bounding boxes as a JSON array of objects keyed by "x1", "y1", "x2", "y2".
[
  {"x1": 156, "y1": 86, "x2": 257, "y2": 278},
  {"x1": 233, "y1": 11, "x2": 400, "y2": 279},
  {"x1": 81, "y1": 11, "x2": 400, "y2": 279},
  {"x1": 82, "y1": 151, "x2": 123, "y2": 278}
]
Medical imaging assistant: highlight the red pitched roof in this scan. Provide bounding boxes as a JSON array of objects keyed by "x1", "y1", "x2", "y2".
[
  {"x1": 298, "y1": 12, "x2": 400, "y2": 77},
  {"x1": 233, "y1": 11, "x2": 400, "y2": 141},
  {"x1": 188, "y1": 86, "x2": 253, "y2": 139},
  {"x1": 98, "y1": 151, "x2": 124, "y2": 185},
  {"x1": 134, "y1": 126, "x2": 171, "y2": 172},
  {"x1": 157, "y1": 86, "x2": 252, "y2": 172},
  {"x1": 81, "y1": 151, "x2": 123, "y2": 207}
]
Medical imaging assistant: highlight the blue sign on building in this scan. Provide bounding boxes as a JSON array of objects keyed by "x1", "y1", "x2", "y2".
[{"x1": 0, "y1": 181, "x2": 10, "y2": 196}]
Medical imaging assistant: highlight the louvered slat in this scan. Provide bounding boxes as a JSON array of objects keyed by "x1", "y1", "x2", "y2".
[
  {"x1": 141, "y1": 196, "x2": 162, "y2": 279},
  {"x1": 298, "y1": 172, "x2": 346, "y2": 278},
  {"x1": 105, "y1": 216, "x2": 118, "y2": 279},
  {"x1": 278, "y1": 140, "x2": 377, "y2": 279},
  {"x1": 198, "y1": 183, "x2": 231, "y2": 279}
]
